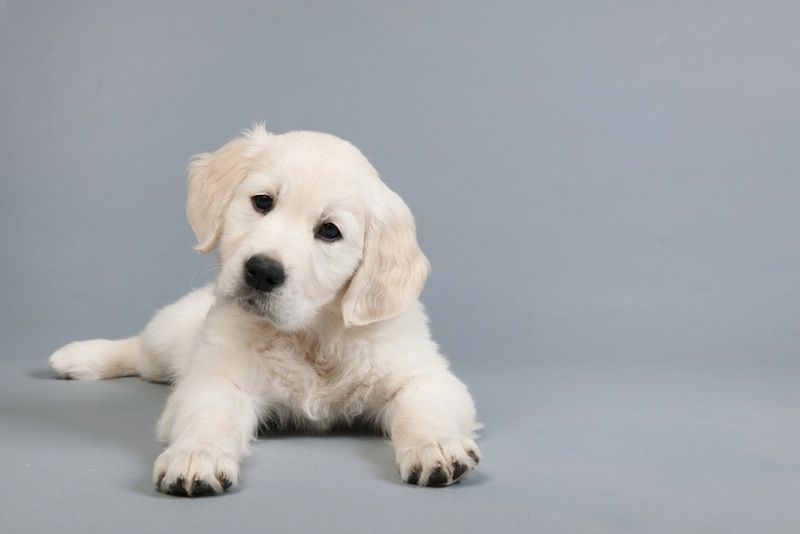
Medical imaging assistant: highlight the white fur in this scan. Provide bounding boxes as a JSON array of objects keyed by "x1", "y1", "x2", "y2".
[{"x1": 49, "y1": 126, "x2": 480, "y2": 495}]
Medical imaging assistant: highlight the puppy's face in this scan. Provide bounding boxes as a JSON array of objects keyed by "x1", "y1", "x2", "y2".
[
  {"x1": 186, "y1": 127, "x2": 429, "y2": 330},
  {"x1": 214, "y1": 133, "x2": 368, "y2": 329}
]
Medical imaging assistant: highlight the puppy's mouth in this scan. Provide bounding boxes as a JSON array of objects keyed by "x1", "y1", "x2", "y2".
[
  {"x1": 235, "y1": 287, "x2": 281, "y2": 323},
  {"x1": 228, "y1": 281, "x2": 315, "y2": 331}
]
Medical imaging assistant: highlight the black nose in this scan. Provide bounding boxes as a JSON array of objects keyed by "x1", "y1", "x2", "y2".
[{"x1": 244, "y1": 255, "x2": 286, "y2": 292}]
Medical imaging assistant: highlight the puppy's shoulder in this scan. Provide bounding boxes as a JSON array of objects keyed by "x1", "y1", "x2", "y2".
[{"x1": 351, "y1": 301, "x2": 446, "y2": 368}]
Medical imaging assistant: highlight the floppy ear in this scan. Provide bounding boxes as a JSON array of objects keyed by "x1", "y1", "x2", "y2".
[
  {"x1": 341, "y1": 186, "x2": 430, "y2": 327},
  {"x1": 186, "y1": 127, "x2": 271, "y2": 252}
]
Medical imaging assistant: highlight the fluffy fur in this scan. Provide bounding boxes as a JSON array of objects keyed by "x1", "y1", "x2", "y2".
[{"x1": 49, "y1": 126, "x2": 480, "y2": 496}]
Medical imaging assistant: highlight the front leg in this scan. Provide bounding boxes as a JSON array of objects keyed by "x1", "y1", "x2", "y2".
[
  {"x1": 153, "y1": 374, "x2": 258, "y2": 497},
  {"x1": 383, "y1": 373, "x2": 481, "y2": 487}
]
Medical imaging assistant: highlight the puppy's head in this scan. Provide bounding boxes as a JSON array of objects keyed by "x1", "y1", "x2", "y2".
[{"x1": 187, "y1": 125, "x2": 429, "y2": 330}]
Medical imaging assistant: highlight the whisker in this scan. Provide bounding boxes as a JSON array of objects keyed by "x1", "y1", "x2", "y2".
[{"x1": 187, "y1": 261, "x2": 221, "y2": 288}]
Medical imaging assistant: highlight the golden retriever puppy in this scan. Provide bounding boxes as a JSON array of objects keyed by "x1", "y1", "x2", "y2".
[{"x1": 49, "y1": 126, "x2": 481, "y2": 495}]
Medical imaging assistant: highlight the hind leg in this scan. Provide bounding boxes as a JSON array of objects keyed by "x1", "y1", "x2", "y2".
[
  {"x1": 50, "y1": 337, "x2": 141, "y2": 380},
  {"x1": 49, "y1": 285, "x2": 215, "y2": 383}
]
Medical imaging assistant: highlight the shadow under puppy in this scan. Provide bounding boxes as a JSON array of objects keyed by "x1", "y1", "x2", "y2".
[{"x1": 49, "y1": 125, "x2": 481, "y2": 496}]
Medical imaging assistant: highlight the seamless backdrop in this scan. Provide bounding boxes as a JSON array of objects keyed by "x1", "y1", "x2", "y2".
[{"x1": 1, "y1": 2, "x2": 799, "y2": 533}]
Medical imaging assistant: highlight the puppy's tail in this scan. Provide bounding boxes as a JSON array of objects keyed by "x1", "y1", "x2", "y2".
[{"x1": 49, "y1": 336, "x2": 141, "y2": 381}]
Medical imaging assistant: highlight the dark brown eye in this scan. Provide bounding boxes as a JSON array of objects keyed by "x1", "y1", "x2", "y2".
[
  {"x1": 251, "y1": 195, "x2": 273, "y2": 213},
  {"x1": 316, "y1": 222, "x2": 342, "y2": 242}
]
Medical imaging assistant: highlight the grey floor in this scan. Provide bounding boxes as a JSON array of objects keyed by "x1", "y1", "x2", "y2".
[
  {"x1": 2, "y1": 357, "x2": 799, "y2": 533},
  {"x1": 2, "y1": 1, "x2": 800, "y2": 533}
]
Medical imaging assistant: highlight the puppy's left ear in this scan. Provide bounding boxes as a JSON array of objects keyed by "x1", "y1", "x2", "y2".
[
  {"x1": 186, "y1": 126, "x2": 271, "y2": 253},
  {"x1": 342, "y1": 185, "x2": 430, "y2": 327}
]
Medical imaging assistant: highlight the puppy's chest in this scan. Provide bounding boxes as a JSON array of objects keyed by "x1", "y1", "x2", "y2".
[{"x1": 250, "y1": 338, "x2": 377, "y2": 420}]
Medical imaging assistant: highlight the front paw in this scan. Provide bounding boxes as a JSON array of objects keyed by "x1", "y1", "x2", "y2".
[
  {"x1": 396, "y1": 436, "x2": 481, "y2": 487},
  {"x1": 153, "y1": 444, "x2": 239, "y2": 497}
]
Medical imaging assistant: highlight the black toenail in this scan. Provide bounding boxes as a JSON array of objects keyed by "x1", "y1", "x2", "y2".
[
  {"x1": 405, "y1": 468, "x2": 421, "y2": 485},
  {"x1": 167, "y1": 477, "x2": 188, "y2": 496},
  {"x1": 219, "y1": 475, "x2": 232, "y2": 490},
  {"x1": 468, "y1": 450, "x2": 480, "y2": 464},
  {"x1": 452, "y1": 461, "x2": 468, "y2": 480},
  {"x1": 191, "y1": 479, "x2": 215, "y2": 497},
  {"x1": 426, "y1": 466, "x2": 449, "y2": 487}
]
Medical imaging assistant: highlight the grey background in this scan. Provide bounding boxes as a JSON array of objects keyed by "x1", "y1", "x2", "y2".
[{"x1": 1, "y1": 1, "x2": 799, "y2": 532}]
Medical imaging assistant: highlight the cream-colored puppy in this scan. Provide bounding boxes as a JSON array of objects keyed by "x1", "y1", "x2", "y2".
[{"x1": 49, "y1": 126, "x2": 480, "y2": 496}]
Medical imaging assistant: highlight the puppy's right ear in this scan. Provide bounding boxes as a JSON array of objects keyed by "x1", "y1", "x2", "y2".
[{"x1": 186, "y1": 126, "x2": 270, "y2": 253}]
